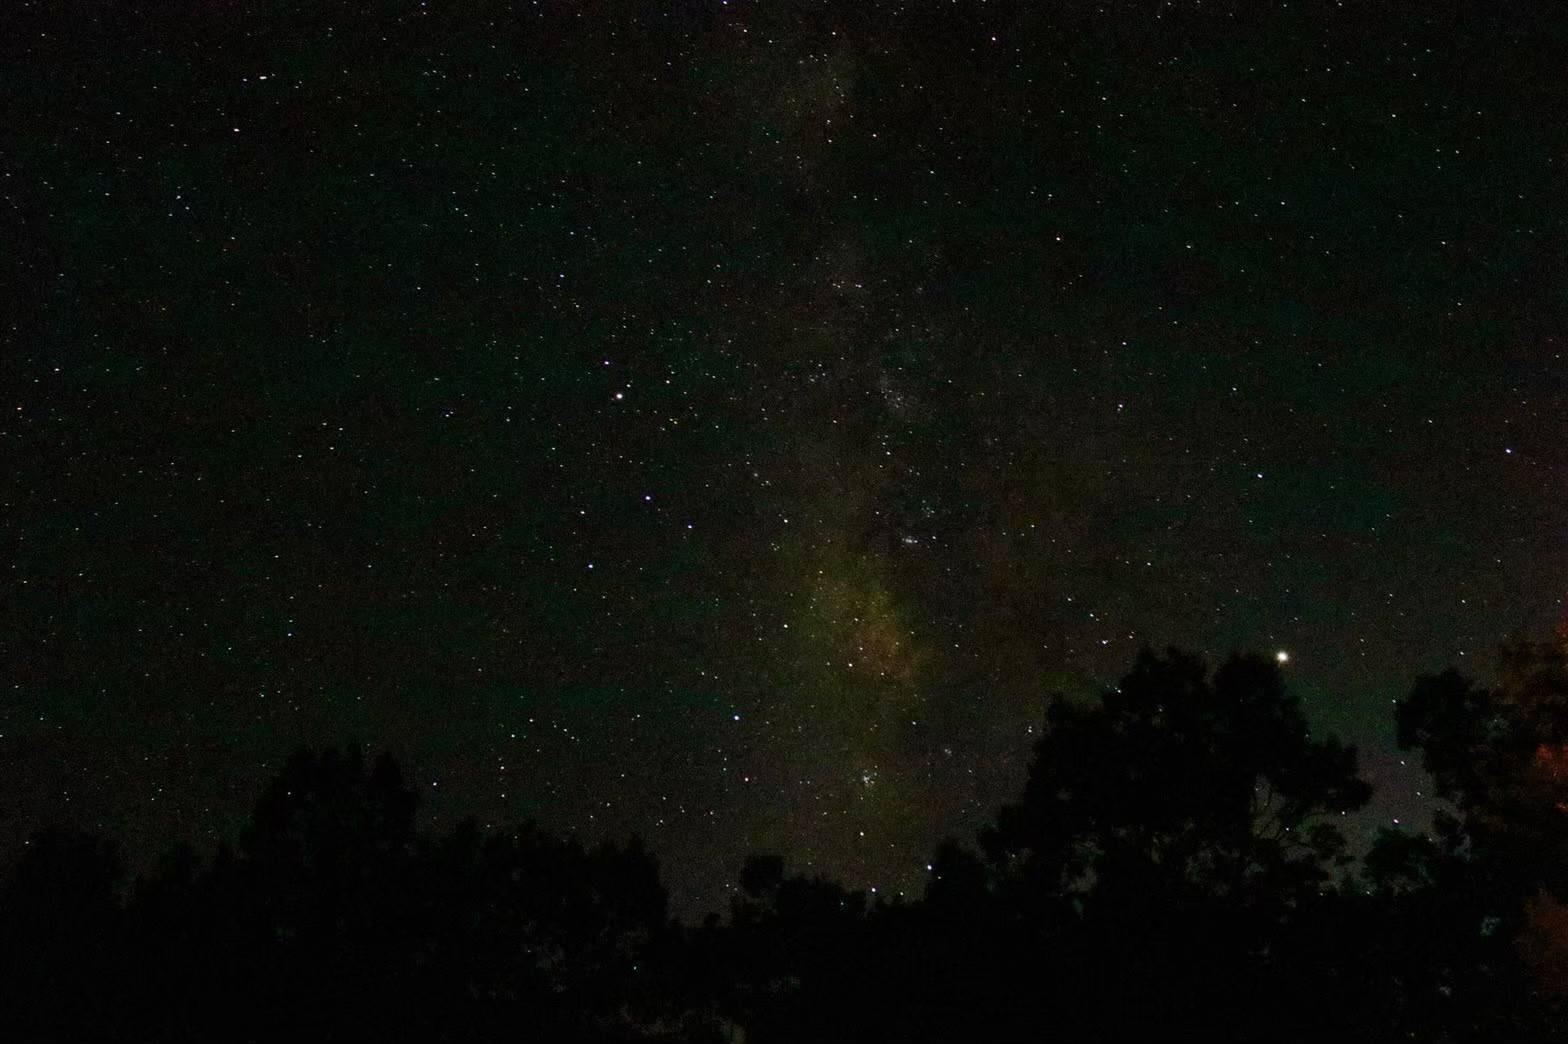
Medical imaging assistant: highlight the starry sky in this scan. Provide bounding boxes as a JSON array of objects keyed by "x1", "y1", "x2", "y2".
[{"x1": 5, "y1": 0, "x2": 1567, "y2": 914}]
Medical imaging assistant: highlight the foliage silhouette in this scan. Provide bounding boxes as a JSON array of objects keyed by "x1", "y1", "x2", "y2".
[
  {"x1": 0, "y1": 828, "x2": 128, "y2": 1039},
  {"x1": 984, "y1": 648, "x2": 1369, "y2": 906},
  {"x1": 4, "y1": 647, "x2": 1568, "y2": 1041},
  {"x1": 1377, "y1": 637, "x2": 1568, "y2": 1038}
]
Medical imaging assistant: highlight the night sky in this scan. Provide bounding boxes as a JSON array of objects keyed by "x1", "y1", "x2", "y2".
[{"x1": 5, "y1": 0, "x2": 1567, "y2": 914}]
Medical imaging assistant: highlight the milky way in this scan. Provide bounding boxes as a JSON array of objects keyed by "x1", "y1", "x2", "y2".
[{"x1": 5, "y1": 1, "x2": 1567, "y2": 913}]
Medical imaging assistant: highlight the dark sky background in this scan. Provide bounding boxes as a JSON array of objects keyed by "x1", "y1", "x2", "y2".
[{"x1": 4, "y1": 0, "x2": 1567, "y2": 915}]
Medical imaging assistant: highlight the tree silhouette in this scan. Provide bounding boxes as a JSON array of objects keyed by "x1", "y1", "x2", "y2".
[
  {"x1": 976, "y1": 648, "x2": 1372, "y2": 1040},
  {"x1": 12, "y1": 647, "x2": 1568, "y2": 1042},
  {"x1": 700, "y1": 650, "x2": 1388, "y2": 1043},
  {"x1": 1398, "y1": 640, "x2": 1568, "y2": 904},
  {"x1": 0, "y1": 828, "x2": 127, "y2": 1039},
  {"x1": 1386, "y1": 637, "x2": 1568, "y2": 1035},
  {"x1": 0, "y1": 745, "x2": 711, "y2": 1043},
  {"x1": 986, "y1": 648, "x2": 1368, "y2": 905}
]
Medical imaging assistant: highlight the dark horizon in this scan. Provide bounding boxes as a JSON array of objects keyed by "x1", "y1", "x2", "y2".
[{"x1": 6, "y1": 642, "x2": 1568, "y2": 1041}]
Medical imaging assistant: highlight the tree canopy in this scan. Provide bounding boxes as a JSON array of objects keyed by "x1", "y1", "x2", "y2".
[{"x1": 4, "y1": 646, "x2": 1568, "y2": 1041}]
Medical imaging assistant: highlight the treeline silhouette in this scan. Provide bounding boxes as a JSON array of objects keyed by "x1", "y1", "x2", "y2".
[{"x1": 6, "y1": 644, "x2": 1568, "y2": 1042}]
